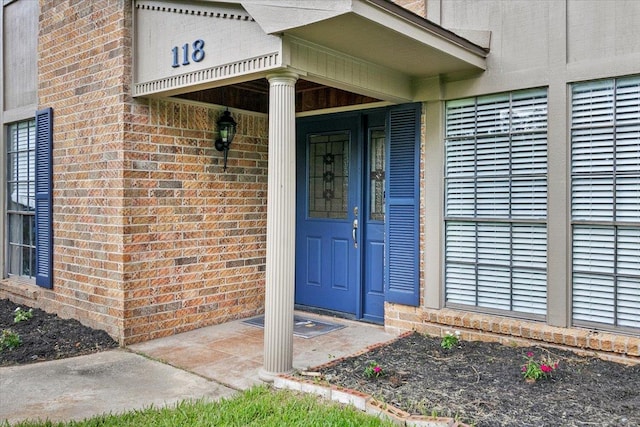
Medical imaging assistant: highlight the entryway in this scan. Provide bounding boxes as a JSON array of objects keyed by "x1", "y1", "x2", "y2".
[
  {"x1": 295, "y1": 110, "x2": 387, "y2": 324},
  {"x1": 129, "y1": 311, "x2": 398, "y2": 390}
]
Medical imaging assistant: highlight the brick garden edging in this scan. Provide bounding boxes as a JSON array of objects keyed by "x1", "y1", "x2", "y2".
[
  {"x1": 274, "y1": 332, "x2": 470, "y2": 427},
  {"x1": 274, "y1": 374, "x2": 468, "y2": 427}
]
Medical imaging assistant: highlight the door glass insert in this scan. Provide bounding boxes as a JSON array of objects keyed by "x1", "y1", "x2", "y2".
[
  {"x1": 308, "y1": 132, "x2": 349, "y2": 219},
  {"x1": 369, "y1": 129, "x2": 385, "y2": 221}
]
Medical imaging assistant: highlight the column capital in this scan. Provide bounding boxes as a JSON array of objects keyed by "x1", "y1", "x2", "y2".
[{"x1": 266, "y1": 70, "x2": 299, "y2": 84}]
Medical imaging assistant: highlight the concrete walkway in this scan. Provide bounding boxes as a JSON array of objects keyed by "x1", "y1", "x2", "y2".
[
  {"x1": 0, "y1": 312, "x2": 398, "y2": 425},
  {"x1": 0, "y1": 350, "x2": 236, "y2": 424}
]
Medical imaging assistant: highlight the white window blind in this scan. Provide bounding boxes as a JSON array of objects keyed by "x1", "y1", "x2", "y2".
[
  {"x1": 571, "y1": 76, "x2": 640, "y2": 329},
  {"x1": 8, "y1": 123, "x2": 36, "y2": 211},
  {"x1": 7, "y1": 120, "x2": 37, "y2": 278},
  {"x1": 445, "y1": 89, "x2": 548, "y2": 316}
]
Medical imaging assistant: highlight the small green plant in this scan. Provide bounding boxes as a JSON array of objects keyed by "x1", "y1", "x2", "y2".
[
  {"x1": 440, "y1": 330, "x2": 460, "y2": 350},
  {"x1": 1, "y1": 329, "x2": 22, "y2": 350},
  {"x1": 522, "y1": 351, "x2": 559, "y2": 382},
  {"x1": 364, "y1": 360, "x2": 383, "y2": 378},
  {"x1": 13, "y1": 307, "x2": 33, "y2": 323}
]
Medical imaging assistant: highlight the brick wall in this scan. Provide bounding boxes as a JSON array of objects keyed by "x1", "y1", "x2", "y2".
[
  {"x1": 0, "y1": 0, "x2": 269, "y2": 345},
  {"x1": 122, "y1": 100, "x2": 268, "y2": 344},
  {"x1": 28, "y1": 0, "x2": 133, "y2": 340},
  {"x1": 385, "y1": 304, "x2": 640, "y2": 364},
  {"x1": 392, "y1": 0, "x2": 427, "y2": 17}
]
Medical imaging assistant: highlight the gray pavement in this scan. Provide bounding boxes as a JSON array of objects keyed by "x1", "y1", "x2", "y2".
[
  {"x1": 0, "y1": 313, "x2": 398, "y2": 425},
  {"x1": 0, "y1": 350, "x2": 237, "y2": 425}
]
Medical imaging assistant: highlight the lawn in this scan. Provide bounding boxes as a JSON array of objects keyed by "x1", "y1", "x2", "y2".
[{"x1": 3, "y1": 386, "x2": 396, "y2": 427}]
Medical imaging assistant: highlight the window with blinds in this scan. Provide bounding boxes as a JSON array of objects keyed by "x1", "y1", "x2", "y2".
[
  {"x1": 571, "y1": 76, "x2": 640, "y2": 329},
  {"x1": 7, "y1": 119, "x2": 37, "y2": 278},
  {"x1": 445, "y1": 89, "x2": 548, "y2": 316}
]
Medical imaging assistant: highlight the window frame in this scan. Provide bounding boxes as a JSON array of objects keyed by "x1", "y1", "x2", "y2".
[
  {"x1": 443, "y1": 88, "x2": 549, "y2": 318},
  {"x1": 5, "y1": 119, "x2": 37, "y2": 280},
  {"x1": 570, "y1": 75, "x2": 640, "y2": 331}
]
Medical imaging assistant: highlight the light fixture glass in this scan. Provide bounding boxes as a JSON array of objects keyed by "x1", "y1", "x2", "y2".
[{"x1": 214, "y1": 109, "x2": 237, "y2": 171}]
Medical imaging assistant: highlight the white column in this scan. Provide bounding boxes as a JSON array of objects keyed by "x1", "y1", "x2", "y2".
[{"x1": 259, "y1": 71, "x2": 298, "y2": 382}]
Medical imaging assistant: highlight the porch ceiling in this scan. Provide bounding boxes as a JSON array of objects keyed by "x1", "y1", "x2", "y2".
[{"x1": 176, "y1": 79, "x2": 383, "y2": 114}]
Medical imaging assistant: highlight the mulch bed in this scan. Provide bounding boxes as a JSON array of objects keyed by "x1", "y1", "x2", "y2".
[
  {"x1": 3, "y1": 296, "x2": 639, "y2": 426},
  {"x1": 314, "y1": 331, "x2": 640, "y2": 427},
  {"x1": 0, "y1": 299, "x2": 118, "y2": 366}
]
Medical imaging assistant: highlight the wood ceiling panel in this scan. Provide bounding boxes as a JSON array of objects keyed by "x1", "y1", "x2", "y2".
[{"x1": 175, "y1": 79, "x2": 380, "y2": 114}]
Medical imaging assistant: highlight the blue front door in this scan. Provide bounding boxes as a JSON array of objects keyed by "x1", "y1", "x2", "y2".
[{"x1": 295, "y1": 111, "x2": 386, "y2": 322}]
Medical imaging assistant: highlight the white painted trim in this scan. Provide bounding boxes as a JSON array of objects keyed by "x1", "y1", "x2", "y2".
[
  {"x1": 295, "y1": 101, "x2": 393, "y2": 118},
  {"x1": 2, "y1": 106, "x2": 38, "y2": 124},
  {"x1": 423, "y1": 100, "x2": 444, "y2": 309},
  {"x1": 286, "y1": 36, "x2": 413, "y2": 103},
  {"x1": 136, "y1": 0, "x2": 253, "y2": 21},
  {"x1": 133, "y1": 53, "x2": 282, "y2": 97},
  {"x1": 241, "y1": 0, "x2": 349, "y2": 34}
]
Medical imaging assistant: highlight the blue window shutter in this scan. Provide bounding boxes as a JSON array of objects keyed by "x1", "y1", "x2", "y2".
[
  {"x1": 385, "y1": 104, "x2": 421, "y2": 306},
  {"x1": 35, "y1": 107, "x2": 53, "y2": 288}
]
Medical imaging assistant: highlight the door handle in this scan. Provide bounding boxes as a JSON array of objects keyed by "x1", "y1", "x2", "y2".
[{"x1": 352, "y1": 219, "x2": 359, "y2": 248}]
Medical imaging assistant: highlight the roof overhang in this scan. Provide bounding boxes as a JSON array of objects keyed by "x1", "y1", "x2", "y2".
[
  {"x1": 243, "y1": 0, "x2": 488, "y2": 77},
  {"x1": 133, "y1": 0, "x2": 488, "y2": 102}
]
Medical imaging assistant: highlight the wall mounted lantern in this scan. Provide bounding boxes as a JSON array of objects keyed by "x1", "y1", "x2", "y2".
[{"x1": 214, "y1": 109, "x2": 237, "y2": 171}]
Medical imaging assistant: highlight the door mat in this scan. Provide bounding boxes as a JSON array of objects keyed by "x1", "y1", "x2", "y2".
[{"x1": 243, "y1": 315, "x2": 345, "y2": 339}]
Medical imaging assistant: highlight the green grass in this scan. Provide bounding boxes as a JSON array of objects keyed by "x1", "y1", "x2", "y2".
[{"x1": 4, "y1": 386, "x2": 396, "y2": 427}]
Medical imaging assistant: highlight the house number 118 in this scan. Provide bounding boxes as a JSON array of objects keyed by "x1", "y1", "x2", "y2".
[{"x1": 171, "y1": 39, "x2": 205, "y2": 68}]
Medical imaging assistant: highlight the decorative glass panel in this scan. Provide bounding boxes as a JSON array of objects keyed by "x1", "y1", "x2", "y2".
[
  {"x1": 369, "y1": 129, "x2": 385, "y2": 221},
  {"x1": 308, "y1": 132, "x2": 349, "y2": 219}
]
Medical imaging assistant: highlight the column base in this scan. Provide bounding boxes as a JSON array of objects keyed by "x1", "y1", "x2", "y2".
[{"x1": 258, "y1": 367, "x2": 293, "y2": 383}]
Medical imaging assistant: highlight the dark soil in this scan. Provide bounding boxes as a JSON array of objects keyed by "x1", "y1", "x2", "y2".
[
  {"x1": 315, "y1": 331, "x2": 640, "y2": 427},
  {"x1": 0, "y1": 299, "x2": 118, "y2": 366},
  {"x1": 3, "y1": 297, "x2": 639, "y2": 426}
]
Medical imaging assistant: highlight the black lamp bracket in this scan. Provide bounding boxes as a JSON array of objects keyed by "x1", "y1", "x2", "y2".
[
  {"x1": 214, "y1": 109, "x2": 236, "y2": 172},
  {"x1": 215, "y1": 139, "x2": 231, "y2": 171}
]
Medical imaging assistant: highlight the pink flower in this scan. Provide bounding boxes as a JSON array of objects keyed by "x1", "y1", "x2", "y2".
[
  {"x1": 527, "y1": 352, "x2": 534, "y2": 358},
  {"x1": 373, "y1": 366, "x2": 382, "y2": 373},
  {"x1": 541, "y1": 364, "x2": 552, "y2": 373}
]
